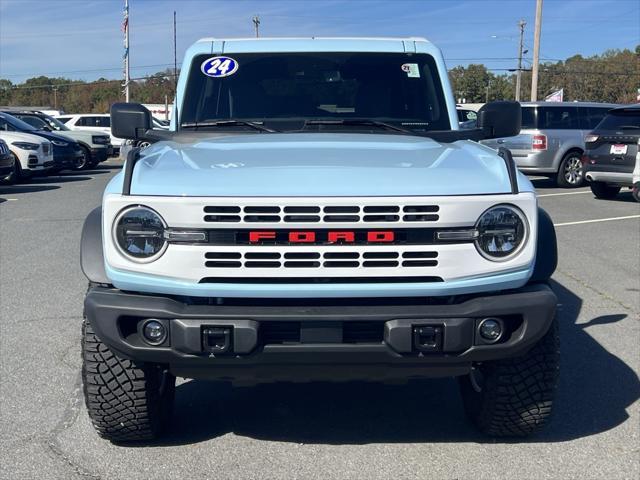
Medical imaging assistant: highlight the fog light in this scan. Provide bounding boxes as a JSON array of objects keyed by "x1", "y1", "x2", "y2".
[
  {"x1": 479, "y1": 318, "x2": 503, "y2": 343},
  {"x1": 142, "y1": 320, "x2": 166, "y2": 345}
]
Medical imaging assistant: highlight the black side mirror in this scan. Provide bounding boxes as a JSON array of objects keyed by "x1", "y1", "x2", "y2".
[
  {"x1": 477, "y1": 101, "x2": 521, "y2": 139},
  {"x1": 110, "y1": 102, "x2": 152, "y2": 140}
]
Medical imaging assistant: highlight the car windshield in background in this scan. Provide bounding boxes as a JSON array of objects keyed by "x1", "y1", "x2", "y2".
[
  {"x1": 181, "y1": 52, "x2": 451, "y2": 131},
  {"x1": 42, "y1": 115, "x2": 71, "y2": 131},
  {"x1": 14, "y1": 114, "x2": 49, "y2": 130},
  {"x1": 596, "y1": 111, "x2": 640, "y2": 130}
]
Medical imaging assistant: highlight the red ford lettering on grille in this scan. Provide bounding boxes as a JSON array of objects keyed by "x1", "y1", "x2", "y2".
[
  {"x1": 327, "y1": 231, "x2": 355, "y2": 243},
  {"x1": 249, "y1": 231, "x2": 276, "y2": 243},
  {"x1": 289, "y1": 231, "x2": 316, "y2": 243},
  {"x1": 367, "y1": 231, "x2": 395, "y2": 242},
  {"x1": 248, "y1": 230, "x2": 396, "y2": 244}
]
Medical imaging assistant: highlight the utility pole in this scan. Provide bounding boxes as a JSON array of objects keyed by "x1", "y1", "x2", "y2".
[
  {"x1": 252, "y1": 15, "x2": 260, "y2": 38},
  {"x1": 173, "y1": 11, "x2": 178, "y2": 95},
  {"x1": 530, "y1": 0, "x2": 543, "y2": 101},
  {"x1": 123, "y1": 0, "x2": 130, "y2": 102},
  {"x1": 515, "y1": 19, "x2": 526, "y2": 101},
  {"x1": 52, "y1": 86, "x2": 58, "y2": 110}
]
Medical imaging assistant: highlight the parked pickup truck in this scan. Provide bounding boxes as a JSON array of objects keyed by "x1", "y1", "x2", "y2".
[{"x1": 80, "y1": 37, "x2": 559, "y2": 442}]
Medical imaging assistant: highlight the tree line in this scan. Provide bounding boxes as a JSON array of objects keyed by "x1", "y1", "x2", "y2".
[
  {"x1": 449, "y1": 45, "x2": 639, "y2": 104},
  {"x1": 0, "y1": 45, "x2": 637, "y2": 113}
]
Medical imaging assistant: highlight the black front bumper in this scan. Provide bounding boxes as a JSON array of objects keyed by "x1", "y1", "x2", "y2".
[{"x1": 85, "y1": 284, "x2": 556, "y2": 383}]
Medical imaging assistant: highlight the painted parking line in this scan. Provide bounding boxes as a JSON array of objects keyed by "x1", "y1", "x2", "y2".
[
  {"x1": 554, "y1": 215, "x2": 640, "y2": 227},
  {"x1": 538, "y1": 190, "x2": 592, "y2": 198}
]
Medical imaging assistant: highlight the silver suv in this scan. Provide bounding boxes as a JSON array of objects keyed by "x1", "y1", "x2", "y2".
[{"x1": 483, "y1": 102, "x2": 618, "y2": 187}]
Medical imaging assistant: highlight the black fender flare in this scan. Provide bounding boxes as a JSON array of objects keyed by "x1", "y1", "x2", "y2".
[
  {"x1": 80, "y1": 206, "x2": 111, "y2": 285},
  {"x1": 530, "y1": 207, "x2": 557, "y2": 283}
]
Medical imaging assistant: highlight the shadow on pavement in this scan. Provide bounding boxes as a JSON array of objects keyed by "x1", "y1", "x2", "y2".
[
  {"x1": 136, "y1": 280, "x2": 638, "y2": 447},
  {"x1": 23, "y1": 175, "x2": 95, "y2": 185},
  {"x1": 530, "y1": 177, "x2": 563, "y2": 189},
  {"x1": 0, "y1": 184, "x2": 60, "y2": 195}
]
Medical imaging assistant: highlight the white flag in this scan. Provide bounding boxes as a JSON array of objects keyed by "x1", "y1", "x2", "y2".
[{"x1": 545, "y1": 89, "x2": 564, "y2": 102}]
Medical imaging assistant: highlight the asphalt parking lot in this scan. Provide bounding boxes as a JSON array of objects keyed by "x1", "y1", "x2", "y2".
[{"x1": 1, "y1": 160, "x2": 638, "y2": 480}]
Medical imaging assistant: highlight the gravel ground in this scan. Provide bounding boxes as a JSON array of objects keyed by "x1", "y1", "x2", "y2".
[{"x1": 1, "y1": 162, "x2": 638, "y2": 480}]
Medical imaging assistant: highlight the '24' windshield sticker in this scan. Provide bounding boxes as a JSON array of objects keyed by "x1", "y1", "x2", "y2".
[{"x1": 201, "y1": 56, "x2": 239, "y2": 78}]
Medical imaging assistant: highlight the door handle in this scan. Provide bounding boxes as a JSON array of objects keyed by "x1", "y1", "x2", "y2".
[{"x1": 497, "y1": 139, "x2": 505, "y2": 144}]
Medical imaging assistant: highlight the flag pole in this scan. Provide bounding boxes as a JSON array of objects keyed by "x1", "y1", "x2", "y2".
[{"x1": 123, "y1": 0, "x2": 130, "y2": 102}]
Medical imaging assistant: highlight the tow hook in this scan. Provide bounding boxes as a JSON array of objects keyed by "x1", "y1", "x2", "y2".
[
  {"x1": 412, "y1": 325, "x2": 443, "y2": 353},
  {"x1": 202, "y1": 327, "x2": 233, "y2": 354}
]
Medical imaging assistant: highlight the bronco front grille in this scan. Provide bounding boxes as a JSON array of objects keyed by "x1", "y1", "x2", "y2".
[
  {"x1": 203, "y1": 204, "x2": 439, "y2": 224},
  {"x1": 204, "y1": 250, "x2": 438, "y2": 269}
]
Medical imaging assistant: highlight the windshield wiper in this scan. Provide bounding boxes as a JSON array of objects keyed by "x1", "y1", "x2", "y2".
[
  {"x1": 303, "y1": 119, "x2": 416, "y2": 135},
  {"x1": 181, "y1": 120, "x2": 278, "y2": 132}
]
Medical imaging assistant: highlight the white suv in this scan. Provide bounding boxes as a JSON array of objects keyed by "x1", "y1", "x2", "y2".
[
  {"x1": 55, "y1": 114, "x2": 123, "y2": 152},
  {"x1": 0, "y1": 130, "x2": 54, "y2": 181}
]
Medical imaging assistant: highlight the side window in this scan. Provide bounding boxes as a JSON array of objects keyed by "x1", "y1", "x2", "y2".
[
  {"x1": 538, "y1": 107, "x2": 579, "y2": 129},
  {"x1": 57, "y1": 117, "x2": 71, "y2": 124},
  {"x1": 95, "y1": 117, "x2": 111, "y2": 127},
  {"x1": 78, "y1": 117, "x2": 94, "y2": 127},
  {"x1": 520, "y1": 107, "x2": 537, "y2": 129},
  {"x1": 0, "y1": 118, "x2": 7, "y2": 131},
  {"x1": 585, "y1": 107, "x2": 610, "y2": 129}
]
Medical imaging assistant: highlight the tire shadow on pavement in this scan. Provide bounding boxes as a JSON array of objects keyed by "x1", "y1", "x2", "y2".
[
  {"x1": 136, "y1": 280, "x2": 639, "y2": 447},
  {"x1": 0, "y1": 184, "x2": 60, "y2": 196}
]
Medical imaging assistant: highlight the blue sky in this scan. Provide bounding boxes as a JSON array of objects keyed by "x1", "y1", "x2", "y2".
[{"x1": 0, "y1": 0, "x2": 638, "y2": 83}]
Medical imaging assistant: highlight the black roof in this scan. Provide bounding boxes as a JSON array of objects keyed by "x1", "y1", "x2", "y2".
[{"x1": 610, "y1": 104, "x2": 640, "y2": 113}]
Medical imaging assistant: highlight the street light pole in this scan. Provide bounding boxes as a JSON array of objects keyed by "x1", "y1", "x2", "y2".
[
  {"x1": 531, "y1": 0, "x2": 544, "y2": 101},
  {"x1": 515, "y1": 19, "x2": 526, "y2": 102}
]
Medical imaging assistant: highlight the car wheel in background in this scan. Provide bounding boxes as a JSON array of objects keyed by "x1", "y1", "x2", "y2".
[
  {"x1": 632, "y1": 183, "x2": 640, "y2": 203},
  {"x1": 556, "y1": 151, "x2": 584, "y2": 188},
  {"x1": 5, "y1": 152, "x2": 22, "y2": 184},
  {"x1": 590, "y1": 181, "x2": 621, "y2": 200},
  {"x1": 74, "y1": 146, "x2": 91, "y2": 170}
]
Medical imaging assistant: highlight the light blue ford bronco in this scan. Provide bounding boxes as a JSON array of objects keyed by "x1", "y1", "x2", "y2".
[{"x1": 80, "y1": 37, "x2": 559, "y2": 442}]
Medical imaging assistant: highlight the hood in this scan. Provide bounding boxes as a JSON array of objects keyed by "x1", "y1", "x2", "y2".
[
  {"x1": 54, "y1": 129, "x2": 96, "y2": 143},
  {"x1": 123, "y1": 133, "x2": 530, "y2": 197},
  {"x1": 0, "y1": 130, "x2": 50, "y2": 145},
  {"x1": 27, "y1": 129, "x2": 78, "y2": 145}
]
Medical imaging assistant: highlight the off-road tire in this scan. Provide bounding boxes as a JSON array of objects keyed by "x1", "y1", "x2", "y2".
[
  {"x1": 82, "y1": 318, "x2": 175, "y2": 442},
  {"x1": 459, "y1": 317, "x2": 560, "y2": 437},
  {"x1": 590, "y1": 181, "x2": 621, "y2": 200},
  {"x1": 556, "y1": 151, "x2": 584, "y2": 188}
]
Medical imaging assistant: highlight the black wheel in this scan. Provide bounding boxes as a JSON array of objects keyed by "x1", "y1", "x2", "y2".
[
  {"x1": 633, "y1": 183, "x2": 640, "y2": 203},
  {"x1": 459, "y1": 317, "x2": 560, "y2": 437},
  {"x1": 82, "y1": 318, "x2": 175, "y2": 442},
  {"x1": 75, "y1": 145, "x2": 91, "y2": 170},
  {"x1": 5, "y1": 152, "x2": 22, "y2": 184},
  {"x1": 590, "y1": 181, "x2": 621, "y2": 200},
  {"x1": 556, "y1": 151, "x2": 584, "y2": 187}
]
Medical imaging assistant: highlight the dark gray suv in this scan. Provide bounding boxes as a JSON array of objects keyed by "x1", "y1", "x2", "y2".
[{"x1": 483, "y1": 102, "x2": 618, "y2": 187}]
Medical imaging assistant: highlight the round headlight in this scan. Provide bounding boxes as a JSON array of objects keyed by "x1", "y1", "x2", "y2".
[
  {"x1": 475, "y1": 205, "x2": 528, "y2": 261},
  {"x1": 113, "y1": 206, "x2": 167, "y2": 262}
]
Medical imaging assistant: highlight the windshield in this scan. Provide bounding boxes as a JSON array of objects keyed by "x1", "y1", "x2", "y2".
[
  {"x1": 41, "y1": 114, "x2": 71, "y2": 131},
  {"x1": 181, "y1": 52, "x2": 450, "y2": 131},
  {"x1": 0, "y1": 113, "x2": 38, "y2": 131}
]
